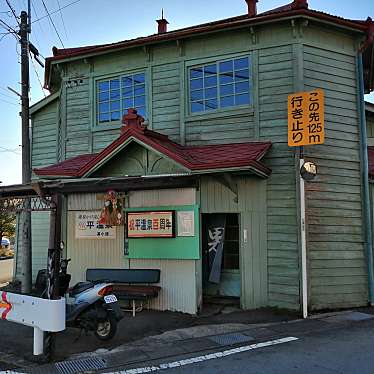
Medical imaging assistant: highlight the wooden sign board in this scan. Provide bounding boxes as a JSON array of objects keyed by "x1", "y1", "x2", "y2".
[
  {"x1": 288, "y1": 89, "x2": 324, "y2": 147},
  {"x1": 75, "y1": 211, "x2": 116, "y2": 239},
  {"x1": 127, "y1": 211, "x2": 175, "y2": 238}
]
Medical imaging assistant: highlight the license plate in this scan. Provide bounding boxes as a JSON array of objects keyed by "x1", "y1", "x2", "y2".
[{"x1": 104, "y1": 294, "x2": 117, "y2": 304}]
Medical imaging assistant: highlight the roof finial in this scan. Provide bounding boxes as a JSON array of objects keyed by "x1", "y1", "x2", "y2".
[
  {"x1": 121, "y1": 108, "x2": 146, "y2": 134},
  {"x1": 291, "y1": 0, "x2": 308, "y2": 10},
  {"x1": 157, "y1": 9, "x2": 169, "y2": 34}
]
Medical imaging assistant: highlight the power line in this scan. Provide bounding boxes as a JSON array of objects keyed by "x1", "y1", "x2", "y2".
[
  {"x1": 40, "y1": 0, "x2": 65, "y2": 48},
  {"x1": 30, "y1": 0, "x2": 44, "y2": 52},
  {"x1": 4, "y1": 0, "x2": 20, "y2": 26},
  {"x1": 56, "y1": 0, "x2": 68, "y2": 40},
  {"x1": 30, "y1": 51, "x2": 46, "y2": 97},
  {"x1": 0, "y1": 91, "x2": 19, "y2": 102},
  {"x1": 32, "y1": 0, "x2": 81, "y2": 23},
  {"x1": 0, "y1": 97, "x2": 19, "y2": 106},
  {"x1": 0, "y1": 17, "x2": 19, "y2": 37},
  {"x1": 0, "y1": 30, "x2": 13, "y2": 42}
]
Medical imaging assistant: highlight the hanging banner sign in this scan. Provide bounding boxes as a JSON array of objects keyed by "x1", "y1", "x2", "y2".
[
  {"x1": 206, "y1": 214, "x2": 226, "y2": 284},
  {"x1": 288, "y1": 89, "x2": 324, "y2": 147},
  {"x1": 75, "y1": 211, "x2": 116, "y2": 239},
  {"x1": 127, "y1": 211, "x2": 175, "y2": 238}
]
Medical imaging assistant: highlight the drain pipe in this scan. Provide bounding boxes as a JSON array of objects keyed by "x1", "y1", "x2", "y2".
[{"x1": 357, "y1": 53, "x2": 374, "y2": 305}]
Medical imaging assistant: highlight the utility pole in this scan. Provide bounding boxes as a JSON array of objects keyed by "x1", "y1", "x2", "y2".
[{"x1": 20, "y1": 10, "x2": 32, "y2": 294}]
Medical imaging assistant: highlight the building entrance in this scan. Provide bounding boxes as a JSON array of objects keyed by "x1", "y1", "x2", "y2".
[{"x1": 202, "y1": 213, "x2": 240, "y2": 298}]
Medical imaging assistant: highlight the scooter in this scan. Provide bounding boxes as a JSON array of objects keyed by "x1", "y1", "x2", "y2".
[{"x1": 35, "y1": 258, "x2": 124, "y2": 341}]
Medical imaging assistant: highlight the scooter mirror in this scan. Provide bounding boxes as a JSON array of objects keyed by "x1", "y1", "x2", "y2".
[{"x1": 60, "y1": 241, "x2": 65, "y2": 250}]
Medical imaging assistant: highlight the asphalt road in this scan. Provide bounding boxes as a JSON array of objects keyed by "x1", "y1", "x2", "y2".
[
  {"x1": 162, "y1": 319, "x2": 374, "y2": 374},
  {"x1": 0, "y1": 258, "x2": 13, "y2": 283}
]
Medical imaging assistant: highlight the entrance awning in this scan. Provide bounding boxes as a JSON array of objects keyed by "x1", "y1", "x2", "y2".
[
  {"x1": 0, "y1": 175, "x2": 200, "y2": 198},
  {"x1": 34, "y1": 109, "x2": 272, "y2": 180}
]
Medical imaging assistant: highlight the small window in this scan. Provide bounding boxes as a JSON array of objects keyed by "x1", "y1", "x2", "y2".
[
  {"x1": 97, "y1": 72, "x2": 147, "y2": 124},
  {"x1": 189, "y1": 56, "x2": 251, "y2": 114}
]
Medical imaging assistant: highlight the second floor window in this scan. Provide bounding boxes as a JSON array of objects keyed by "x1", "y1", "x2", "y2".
[
  {"x1": 97, "y1": 72, "x2": 146, "y2": 124},
  {"x1": 189, "y1": 56, "x2": 251, "y2": 114}
]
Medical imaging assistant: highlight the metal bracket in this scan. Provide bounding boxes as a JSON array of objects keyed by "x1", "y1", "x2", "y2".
[
  {"x1": 299, "y1": 19, "x2": 309, "y2": 37},
  {"x1": 176, "y1": 40, "x2": 184, "y2": 57},
  {"x1": 291, "y1": 20, "x2": 298, "y2": 38},
  {"x1": 143, "y1": 46, "x2": 152, "y2": 62},
  {"x1": 250, "y1": 27, "x2": 256, "y2": 44}
]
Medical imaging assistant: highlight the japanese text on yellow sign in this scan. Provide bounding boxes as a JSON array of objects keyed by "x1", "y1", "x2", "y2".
[{"x1": 288, "y1": 89, "x2": 324, "y2": 147}]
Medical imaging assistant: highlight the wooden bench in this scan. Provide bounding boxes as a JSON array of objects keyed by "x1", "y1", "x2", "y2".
[{"x1": 86, "y1": 268, "x2": 161, "y2": 316}]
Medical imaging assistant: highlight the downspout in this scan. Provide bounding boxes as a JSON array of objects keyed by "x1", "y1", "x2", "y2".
[{"x1": 356, "y1": 53, "x2": 374, "y2": 305}]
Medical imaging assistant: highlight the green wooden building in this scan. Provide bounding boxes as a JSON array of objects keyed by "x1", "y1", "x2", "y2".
[{"x1": 15, "y1": 0, "x2": 374, "y2": 314}]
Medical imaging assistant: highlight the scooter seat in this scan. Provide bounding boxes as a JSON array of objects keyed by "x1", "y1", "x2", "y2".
[{"x1": 70, "y1": 281, "x2": 94, "y2": 296}]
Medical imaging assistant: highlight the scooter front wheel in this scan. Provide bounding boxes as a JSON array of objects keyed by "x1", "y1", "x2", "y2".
[{"x1": 94, "y1": 313, "x2": 117, "y2": 341}]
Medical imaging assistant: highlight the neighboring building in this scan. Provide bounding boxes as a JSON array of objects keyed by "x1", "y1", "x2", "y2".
[{"x1": 14, "y1": 0, "x2": 374, "y2": 314}]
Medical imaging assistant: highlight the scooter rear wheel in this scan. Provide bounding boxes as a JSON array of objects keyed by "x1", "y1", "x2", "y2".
[{"x1": 94, "y1": 314, "x2": 117, "y2": 341}]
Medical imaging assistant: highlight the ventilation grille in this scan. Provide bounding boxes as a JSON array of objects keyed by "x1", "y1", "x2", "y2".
[
  {"x1": 208, "y1": 333, "x2": 254, "y2": 346},
  {"x1": 55, "y1": 357, "x2": 107, "y2": 374}
]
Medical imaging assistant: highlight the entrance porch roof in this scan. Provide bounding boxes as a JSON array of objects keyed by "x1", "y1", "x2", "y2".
[{"x1": 34, "y1": 109, "x2": 272, "y2": 179}]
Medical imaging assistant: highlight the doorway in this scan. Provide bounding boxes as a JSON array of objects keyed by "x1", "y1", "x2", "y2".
[{"x1": 202, "y1": 213, "x2": 240, "y2": 298}]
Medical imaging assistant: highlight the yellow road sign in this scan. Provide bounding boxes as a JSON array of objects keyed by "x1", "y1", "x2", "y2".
[{"x1": 288, "y1": 89, "x2": 324, "y2": 147}]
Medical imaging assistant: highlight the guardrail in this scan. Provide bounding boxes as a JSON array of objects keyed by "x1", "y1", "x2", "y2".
[{"x1": 0, "y1": 291, "x2": 65, "y2": 355}]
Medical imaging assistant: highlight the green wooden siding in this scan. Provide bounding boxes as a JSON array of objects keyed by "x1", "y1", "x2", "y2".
[
  {"x1": 91, "y1": 142, "x2": 186, "y2": 177},
  {"x1": 259, "y1": 44, "x2": 300, "y2": 310},
  {"x1": 65, "y1": 78, "x2": 91, "y2": 158},
  {"x1": 302, "y1": 42, "x2": 367, "y2": 310},
  {"x1": 152, "y1": 62, "x2": 180, "y2": 139},
  {"x1": 199, "y1": 176, "x2": 268, "y2": 309},
  {"x1": 31, "y1": 100, "x2": 58, "y2": 170}
]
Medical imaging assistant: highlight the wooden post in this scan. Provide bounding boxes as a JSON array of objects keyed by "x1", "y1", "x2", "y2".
[{"x1": 44, "y1": 193, "x2": 62, "y2": 359}]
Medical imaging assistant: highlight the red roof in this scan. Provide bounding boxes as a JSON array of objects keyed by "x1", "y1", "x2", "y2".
[
  {"x1": 34, "y1": 153, "x2": 97, "y2": 177},
  {"x1": 34, "y1": 110, "x2": 272, "y2": 178},
  {"x1": 44, "y1": 1, "x2": 374, "y2": 90}
]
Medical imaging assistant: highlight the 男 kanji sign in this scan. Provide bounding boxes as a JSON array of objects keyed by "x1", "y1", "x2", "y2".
[
  {"x1": 288, "y1": 89, "x2": 324, "y2": 146},
  {"x1": 127, "y1": 211, "x2": 175, "y2": 238}
]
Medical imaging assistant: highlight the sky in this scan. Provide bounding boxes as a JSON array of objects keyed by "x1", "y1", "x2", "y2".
[{"x1": 0, "y1": 0, "x2": 373, "y2": 186}]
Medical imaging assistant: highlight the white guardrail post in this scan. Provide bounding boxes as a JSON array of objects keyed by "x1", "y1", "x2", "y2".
[{"x1": 0, "y1": 291, "x2": 65, "y2": 355}]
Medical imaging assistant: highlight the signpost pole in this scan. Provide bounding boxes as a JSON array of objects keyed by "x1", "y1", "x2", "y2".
[
  {"x1": 299, "y1": 147, "x2": 308, "y2": 319},
  {"x1": 288, "y1": 90, "x2": 324, "y2": 319}
]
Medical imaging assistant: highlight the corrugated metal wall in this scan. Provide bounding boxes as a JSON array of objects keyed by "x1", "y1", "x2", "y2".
[
  {"x1": 67, "y1": 188, "x2": 199, "y2": 314},
  {"x1": 200, "y1": 176, "x2": 268, "y2": 309}
]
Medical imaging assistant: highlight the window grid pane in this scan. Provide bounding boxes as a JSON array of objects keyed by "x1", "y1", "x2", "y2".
[
  {"x1": 98, "y1": 72, "x2": 147, "y2": 123},
  {"x1": 190, "y1": 56, "x2": 251, "y2": 114}
]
